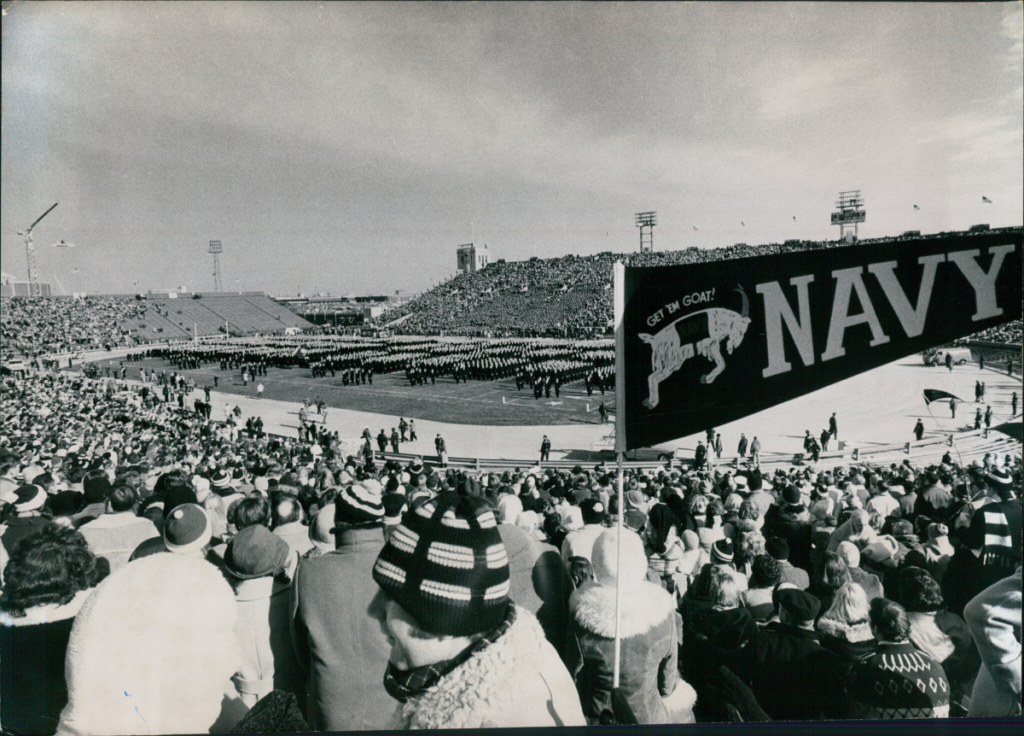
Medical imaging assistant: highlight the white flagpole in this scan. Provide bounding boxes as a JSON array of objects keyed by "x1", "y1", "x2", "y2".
[{"x1": 612, "y1": 261, "x2": 626, "y2": 690}]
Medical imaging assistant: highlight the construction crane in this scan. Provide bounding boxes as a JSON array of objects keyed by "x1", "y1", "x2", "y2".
[{"x1": 17, "y1": 202, "x2": 58, "y2": 296}]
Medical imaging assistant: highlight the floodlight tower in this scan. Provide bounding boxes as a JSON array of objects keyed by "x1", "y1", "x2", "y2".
[
  {"x1": 209, "y1": 240, "x2": 223, "y2": 292},
  {"x1": 831, "y1": 191, "x2": 865, "y2": 242},
  {"x1": 635, "y1": 211, "x2": 657, "y2": 252},
  {"x1": 17, "y1": 202, "x2": 58, "y2": 296}
]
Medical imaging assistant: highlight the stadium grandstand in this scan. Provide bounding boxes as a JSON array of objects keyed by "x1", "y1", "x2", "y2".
[
  {"x1": 371, "y1": 227, "x2": 1024, "y2": 338},
  {"x1": 1, "y1": 292, "x2": 310, "y2": 359}
]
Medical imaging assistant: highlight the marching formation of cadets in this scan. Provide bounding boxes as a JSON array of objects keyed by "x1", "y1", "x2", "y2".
[{"x1": 146, "y1": 336, "x2": 617, "y2": 394}]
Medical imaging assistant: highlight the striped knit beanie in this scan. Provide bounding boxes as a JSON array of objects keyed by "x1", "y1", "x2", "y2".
[
  {"x1": 335, "y1": 484, "x2": 385, "y2": 525},
  {"x1": 372, "y1": 492, "x2": 510, "y2": 637}
]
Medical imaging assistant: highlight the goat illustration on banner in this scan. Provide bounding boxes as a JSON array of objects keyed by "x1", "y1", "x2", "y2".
[{"x1": 638, "y1": 286, "x2": 751, "y2": 408}]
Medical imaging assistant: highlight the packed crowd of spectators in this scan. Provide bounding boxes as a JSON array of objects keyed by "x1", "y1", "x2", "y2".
[
  {"x1": 1, "y1": 297, "x2": 147, "y2": 358},
  {"x1": 956, "y1": 320, "x2": 1024, "y2": 346},
  {"x1": 1, "y1": 367, "x2": 1020, "y2": 732},
  {"x1": 374, "y1": 227, "x2": 1023, "y2": 339}
]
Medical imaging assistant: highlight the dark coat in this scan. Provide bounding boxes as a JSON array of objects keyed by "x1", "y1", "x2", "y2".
[
  {"x1": 753, "y1": 622, "x2": 844, "y2": 720},
  {"x1": 497, "y1": 523, "x2": 575, "y2": 664},
  {"x1": 816, "y1": 617, "x2": 877, "y2": 677},
  {"x1": 289, "y1": 527, "x2": 392, "y2": 731},
  {"x1": 764, "y1": 505, "x2": 814, "y2": 572}
]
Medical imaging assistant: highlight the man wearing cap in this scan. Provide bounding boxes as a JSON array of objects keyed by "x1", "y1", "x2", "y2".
[
  {"x1": 129, "y1": 502, "x2": 216, "y2": 561},
  {"x1": 290, "y1": 484, "x2": 393, "y2": 731},
  {"x1": 223, "y1": 525, "x2": 303, "y2": 708},
  {"x1": 370, "y1": 493, "x2": 585, "y2": 728},
  {"x1": 753, "y1": 588, "x2": 843, "y2": 720},
  {"x1": 766, "y1": 537, "x2": 810, "y2": 590}
]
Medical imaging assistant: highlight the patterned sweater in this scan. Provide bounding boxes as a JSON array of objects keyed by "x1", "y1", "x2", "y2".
[{"x1": 848, "y1": 640, "x2": 950, "y2": 719}]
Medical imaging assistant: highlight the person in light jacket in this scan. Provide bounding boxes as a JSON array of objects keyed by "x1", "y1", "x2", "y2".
[
  {"x1": 223, "y1": 525, "x2": 303, "y2": 708},
  {"x1": 570, "y1": 526, "x2": 696, "y2": 724},
  {"x1": 964, "y1": 566, "x2": 1021, "y2": 717}
]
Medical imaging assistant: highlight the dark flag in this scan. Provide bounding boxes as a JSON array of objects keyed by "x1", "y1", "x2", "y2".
[
  {"x1": 992, "y1": 421, "x2": 1023, "y2": 442},
  {"x1": 923, "y1": 389, "x2": 965, "y2": 405},
  {"x1": 616, "y1": 229, "x2": 1021, "y2": 450}
]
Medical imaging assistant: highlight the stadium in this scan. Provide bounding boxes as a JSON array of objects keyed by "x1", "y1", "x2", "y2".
[{"x1": 2, "y1": 3, "x2": 1022, "y2": 733}]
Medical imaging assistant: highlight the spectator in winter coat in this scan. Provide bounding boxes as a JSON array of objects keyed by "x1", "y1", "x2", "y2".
[
  {"x1": 290, "y1": 485, "x2": 393, "y2": 731},
  {"x1": 370, "y1": 493, "x2": 585, "y2": 729},
  {"x1": 763, "y1": 486, "x2": 814, "y2": 572},
  {"x1": 497, "y1": 520, "x2": 575, "y2": 664},
  {"x1": 0, "y1": 526, "x2": 108, "y2": 736},
  {"x1": 76, "y1": 484, "x2": 158, "y2": 572},
  {"x1": 223, "y1": 525, "x2": 304, "y2": 708},
  {"x1": 569, "y1": 527, "x2": 695, "y2": 724},
  {"x1": 765, "y1": 536, "x2": 809, "y2": 590},
  {"x1": 847, "y1": 598, "x2": 950, "y2": 719},
  {"x1": 836, "y1": 542, "x2": 884, "y2": 602},
  {"x1": 742, "y1": 554, "x2": 782, "y2": 622},
  {"x1": 56, "y1": 554, "x2": 247, "y2": 735},
  {"x1": 963, "y1": 566, "x2": 1021, "y2": 717},
  {"x1": 753, "y1": 588, "x2": 844, "y2": 720},
  {"x1": 900, "y1": 566, "x2": 981, "y2": 715},
  {"x1": 685, "y1": 565, "x2": 757, "y2": 721},
  {"x1": 808, "y1": 552, "x2": 852, "y2": 621},
  {"x1": 816, "y1": 582, "x2": 877, "y2": 678}
]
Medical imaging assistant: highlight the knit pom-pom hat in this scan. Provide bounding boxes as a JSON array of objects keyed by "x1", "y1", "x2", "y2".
[{"x1": 372, "y1": 492, "x2": 510, "y2": 637}]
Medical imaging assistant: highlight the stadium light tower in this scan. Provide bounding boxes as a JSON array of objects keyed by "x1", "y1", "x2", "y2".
[
  {"x1": 636, "y1": 211, "x2": 657, "y2": 253},
  {"x1": 209, "y1": 240, "x2": 223, "y2": 292},
  {"x1": 17, "y1": 202, "x2": 58, "y2": 297},
  {"x1": 831, "y1": 191, "x2": 865, "y2": 242}
]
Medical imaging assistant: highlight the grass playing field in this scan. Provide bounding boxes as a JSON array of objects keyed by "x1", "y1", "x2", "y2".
[{"x1": 86, "y1": 356, "x2": 617, "y2": 427}]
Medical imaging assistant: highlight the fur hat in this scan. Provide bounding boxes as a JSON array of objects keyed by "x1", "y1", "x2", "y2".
[
  {"x1": 590, "y1": 527, "x2": 648, "y2": 594},
  {"x1": 372, "y1": 493, "x2": 509, "y2": 637}
]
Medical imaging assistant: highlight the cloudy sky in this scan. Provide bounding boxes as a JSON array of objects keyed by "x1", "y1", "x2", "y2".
[{"x1": 2, "y1": 2, "x2": 1021, "y2": 296}]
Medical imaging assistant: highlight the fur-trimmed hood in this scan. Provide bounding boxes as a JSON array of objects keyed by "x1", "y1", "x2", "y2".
[
  {"x1": 389, "y1": 606, "x2": 584, "y2": 730},
  {"x1": 570, "y1": 580, "x2": 676, "y2": 639},
  {"x1": 817, "y1": 617, "x2": 875, "y2": 643}
]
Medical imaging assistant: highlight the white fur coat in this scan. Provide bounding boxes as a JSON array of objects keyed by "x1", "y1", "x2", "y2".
[
  {"x1": 388, "y1": 606, "x2": 585, "y2": 729},
  {"x1": 56, "y1": 554, "x2": 247, "y2": 735}
]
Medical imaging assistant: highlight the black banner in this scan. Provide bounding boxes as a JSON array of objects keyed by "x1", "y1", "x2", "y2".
[{"x1": 619, "y1": 230, "x2": 1022, "y2": 450}]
